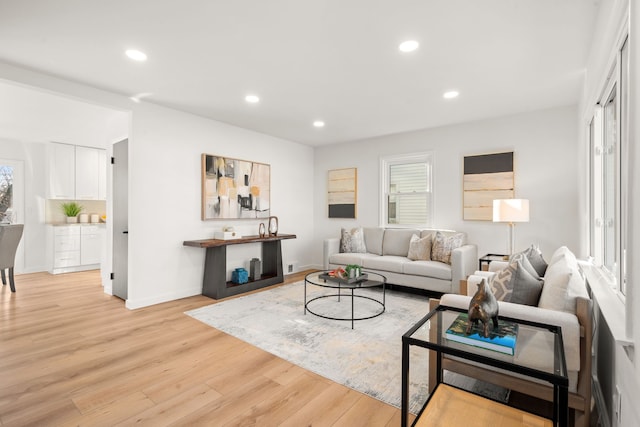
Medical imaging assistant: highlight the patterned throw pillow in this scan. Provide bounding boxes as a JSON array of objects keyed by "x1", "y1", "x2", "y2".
[
  {"x1": 340, "y1": 227, "x2": 367, "y2": 253},
  {"x1": 431, "y1": 231, "x2": 464, "y2": 265},
  {"x1": 490, "y1": 262, "x2": 517, "y2": 301},
  {"x1": 407, "y1": 234, "x2": 432, "y2": 261}
]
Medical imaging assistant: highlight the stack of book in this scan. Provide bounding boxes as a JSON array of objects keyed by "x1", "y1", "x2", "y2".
[{"x1": 445, "y1": 313, "x2": 518, "y2": 355}]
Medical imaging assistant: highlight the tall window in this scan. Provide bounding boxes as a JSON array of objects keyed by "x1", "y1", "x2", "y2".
[
  {"x1": 381, "y1": 153, "x2": 433, "y2": 227},
  {"x1": 589, "y1": 34, "x2": 629, "y2": 296}
]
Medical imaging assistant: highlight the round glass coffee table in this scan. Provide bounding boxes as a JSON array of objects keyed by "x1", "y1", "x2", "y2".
[{"x1": 304, "y1": 270, "x2": 387, "y2": 329}]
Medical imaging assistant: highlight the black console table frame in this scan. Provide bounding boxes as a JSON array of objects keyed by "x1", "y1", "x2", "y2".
[{"x1": 183, "y1": 234, "x2": 296, "y2": 299}]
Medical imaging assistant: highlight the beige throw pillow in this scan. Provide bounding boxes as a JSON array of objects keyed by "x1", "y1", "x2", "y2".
[
  {"x1": 431, "y1": 231, "x2": 464, "y2": 265},
  {"x1": 407, "y1": 234, "x2": 432, "y2": 261}
]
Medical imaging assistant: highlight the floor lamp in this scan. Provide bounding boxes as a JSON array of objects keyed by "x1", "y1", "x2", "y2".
[{"x1": 493, "y1": 199, "x2": 530, "y2": 255}]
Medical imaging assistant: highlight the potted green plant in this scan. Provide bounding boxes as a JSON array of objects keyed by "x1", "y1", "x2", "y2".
[{"x1": 61, "y1": 201, "x2": 83, "y2": 223}]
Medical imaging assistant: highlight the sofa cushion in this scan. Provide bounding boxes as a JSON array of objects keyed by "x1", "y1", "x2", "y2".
[
  {"x1": 382, "y1": 229, "x2": 418, "y2": 256},
  {"x1": 363, "y1": 227, "x2": 385, "y2": 255},
  {"x1": 407, "y1": 234, "x2": 432, "y2": 261},
  {"x1": 362, "y1": 255, "x2": 408, "y2": 273},
  {"x1": 548, "y1": 246, "x2": 578, "y2": 269},
  {"x1": 510, "y1": 260, "x2": 544, "y2": 306},
  {"x1": 538, "y1": 252, "x2": 588, "y2": 314},
  {"x1": 340, "y1": 227, "x2": 367, "y2": 253},
  {"x1": 431, "y1": 231, "x2": 465, "y2": 265},
  {"x1": 403, "y1": 260, "x2": 451, "y2": 280},
  {"x1": 329, "y1": 252, "x2": 379, "y2": 267},
  {"x1": 537, "y1": 259, "x2": 572, "y2": 312}
]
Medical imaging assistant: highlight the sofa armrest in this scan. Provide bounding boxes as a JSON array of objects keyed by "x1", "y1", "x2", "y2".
[
  {"x1": 439, "y1": 293, "x2": 582, "y2": 373},
  {"x1": 323, "y1": 238, "x2": 340, "y2": 269},
  {"x1": 450, "y1": 244, "x2": 477, "y2": 293}
]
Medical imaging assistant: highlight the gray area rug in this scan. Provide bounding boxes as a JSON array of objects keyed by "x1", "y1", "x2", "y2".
[{"x1": 186, "y1": 282, "x2": 508, "y2": 413}]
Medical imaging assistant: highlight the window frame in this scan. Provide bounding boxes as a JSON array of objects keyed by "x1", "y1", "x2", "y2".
[
  {"x1": 379, "y1": 152, "x2": 434, "y2": 228},
  {"x1": 587, "y1": 31, "x2": 629, "y2": 298}
]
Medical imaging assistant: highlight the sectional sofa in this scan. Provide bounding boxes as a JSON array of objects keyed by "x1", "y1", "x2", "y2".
[{"x1": 323, "y1": 227, "x2": 477, "y2": 294}]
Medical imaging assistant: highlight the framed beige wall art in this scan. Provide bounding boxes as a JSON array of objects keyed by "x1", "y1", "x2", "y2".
[
  {"x1": 201, "y1": 154, "x2": 270, "y2": 220},
  {"x1": 327, "y1": 167, "x2": 357, "y2": 218},
  {"x1": 463, "y1": 152, "x2": 514, "y2": 220}
]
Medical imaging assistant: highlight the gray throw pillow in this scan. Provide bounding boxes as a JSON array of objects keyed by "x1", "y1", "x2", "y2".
[
  {"x1": 510, "y1": 260, "x2": 544, "y2": 306},
  {"x1": 509, "y1": 251, "x2": 541, "y2": 279},
  {"x1": 340, "y1": 227, "x2": 367, "y2": 253},
  {"x1": 524, "y1": 244, "x2": 548, "y2": 277}
]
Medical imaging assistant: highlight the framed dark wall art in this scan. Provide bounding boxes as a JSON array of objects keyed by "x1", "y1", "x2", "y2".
[
  {"x1": 327, "y1": 167, "x2": 357, "y2": 218},
  {"x1": 463, "y1": 151, "x2": 514, "y2": 220},
  {"x1": 201, "y1": 154, "x2": 271, "y2": 220}
]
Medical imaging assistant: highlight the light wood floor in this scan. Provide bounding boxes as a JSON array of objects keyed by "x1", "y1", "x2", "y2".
[{"x1": 0, "y1": 270, "x2": 402, "y2": 426}]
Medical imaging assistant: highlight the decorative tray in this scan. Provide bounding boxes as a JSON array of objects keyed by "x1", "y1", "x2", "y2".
[{"x1": 319, "y1": 273, "x2": 368, "y2": 284}]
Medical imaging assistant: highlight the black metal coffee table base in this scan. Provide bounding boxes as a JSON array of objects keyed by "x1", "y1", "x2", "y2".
[{"x1": 304, "y1": 271, "x2": 386, "y2": 329}]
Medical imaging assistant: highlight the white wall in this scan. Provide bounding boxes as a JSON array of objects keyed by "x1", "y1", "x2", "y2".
[
  {"x1": 0, "y1": 61, "x2": 315, "y2": 310},
  {"x1": 125, "y1": 102, "x2": 315, "y2": 308},
  {"x1": 313, "y1": 106, "x2": 580, "y2": 263}
]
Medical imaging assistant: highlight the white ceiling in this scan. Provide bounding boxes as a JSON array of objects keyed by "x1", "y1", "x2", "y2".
[{"x1": 0, "y1": 0, "x2": 598, "y2": 146}]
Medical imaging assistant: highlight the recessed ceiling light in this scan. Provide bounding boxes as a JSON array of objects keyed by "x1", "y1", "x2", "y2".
[
  {"x1": 398, "y1": 40, "x2": 419, "y2": 53},
  {"x1": 125, "y1": 49, "x2": 147, "y2": 61},
  {"x1": 313, "y1": 120, "x2": 325, "y2": 128},
  {"x1": 443, "y1": 90, "x2": 459, "y2": 99},
  {"x1": 245, "y1": 95, "x2": 260, "y2": 104}
]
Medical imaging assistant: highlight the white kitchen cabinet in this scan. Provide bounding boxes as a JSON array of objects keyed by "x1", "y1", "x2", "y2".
[
  {"x1": 52, "y1": 226, "x2": 81, "y2": 270},
  {"x1": 48, "y1": 142, "x2": 76, "y2": 199},
  {"x1": 50, "y1": 224, "x2": 104, "y2": 274},
  {"x1": 48, "y1": 143, "x2": 107, "y2": 200},
  {"x1": 80, "y1": 225, "x2": 102, "y2": 265},
  {"x1": 75, "y1": 146, "x2": 101, "y2": 200}
]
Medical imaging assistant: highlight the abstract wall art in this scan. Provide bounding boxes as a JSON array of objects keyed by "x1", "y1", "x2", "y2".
[
  {"x1": 463, "y1": 151, "x2": 514, "y2": 220},
  {"x1": 327, "y1": 167, "x2": 357, "y2": 218},
  {"x1": 201, "y1": 154, "x2": 270, "y2": 220}
]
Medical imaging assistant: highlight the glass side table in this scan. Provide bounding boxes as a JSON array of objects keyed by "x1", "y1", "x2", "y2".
[
  {"x1": 478, "y1": 253, "x2": 509, "y2": 270},
  {"x1": 401, "y1": 304, "x2": 569, "y2": 427}
]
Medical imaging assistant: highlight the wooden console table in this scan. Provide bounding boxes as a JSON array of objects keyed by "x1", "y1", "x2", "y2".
[{"x1": 183, "y1": 234, "x2": 296, "y2": 299}]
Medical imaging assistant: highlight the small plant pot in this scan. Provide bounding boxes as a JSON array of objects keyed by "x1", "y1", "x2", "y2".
[{"x1": 66, "y1": 216, "x2": 78, "y2": 223}]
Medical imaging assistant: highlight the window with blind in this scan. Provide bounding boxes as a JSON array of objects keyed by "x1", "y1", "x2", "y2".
[{"x1": 381, "y1": 153, "x2": 433, "y2": 227}]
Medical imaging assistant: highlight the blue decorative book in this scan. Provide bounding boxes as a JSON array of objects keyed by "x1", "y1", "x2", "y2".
[{"x1": 445, "y1": 313, "x2": 518, "y2": 355}]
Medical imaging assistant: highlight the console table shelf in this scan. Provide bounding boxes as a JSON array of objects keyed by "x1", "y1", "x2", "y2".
[{"x1": 184, "y1": 234, "x2": 296, "y2": 299}]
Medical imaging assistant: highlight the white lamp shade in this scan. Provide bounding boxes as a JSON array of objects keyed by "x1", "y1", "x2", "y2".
[{"x1": 493, "y1": 199, "x2": 530, "y2": 223}]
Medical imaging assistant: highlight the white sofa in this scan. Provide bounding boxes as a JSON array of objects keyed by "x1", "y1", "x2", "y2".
[
  {"x1": 429, "y1": 246, "x2": 592, "y2": 427},
  {"x1": 323, "y1": 227, "x2": 477, "y2": 294}
]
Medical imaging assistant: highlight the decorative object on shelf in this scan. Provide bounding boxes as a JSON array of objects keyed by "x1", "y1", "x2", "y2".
[
  {"x1": 268, "y1": 216, "x2": 278, "y2": 236},
  {"x1": 201, "y1": 153, "x2": 271, "y2": 220},
  {"x1": 327, "y1": 167, "x2": 357, "y2": 218},
  {"x1": 467, "y1": 278, "x2": 499, "y2": 338},
  {"x1": 231, "y1": 267, "x2": 249, "y2": 284},
  {"x1": 78, "y1": 213, "x2": 89, "y2": 223},
  {"x1": 249, "y1": 258, "x2": 261, "y2": 281},
  {"x1": 258, "y1": 222, "x2": 266, "y2": 237},
  {"x1": 214, "y1": 226, "x2": 241, "y2": 240},
  {"x1": 90, "y1": 213, "x2": 100, "y2": 223},
  {"x1": 493, "y1": 199, "x2": 530, "y2": 255},
  {"x1": 446, "y1": 312, "x2": 518, "y2": 355},
  {"x1": 60, "y1": 201, "x2": 83, "y2": 223},
  {"x1": 463, "y1": 151, "x2": 514, "y2": 221}
]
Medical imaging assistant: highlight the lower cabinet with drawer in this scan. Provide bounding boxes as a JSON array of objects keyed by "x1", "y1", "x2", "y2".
[{"x1": 49, "y1": 224, "x2": 105, "y2": 274}]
